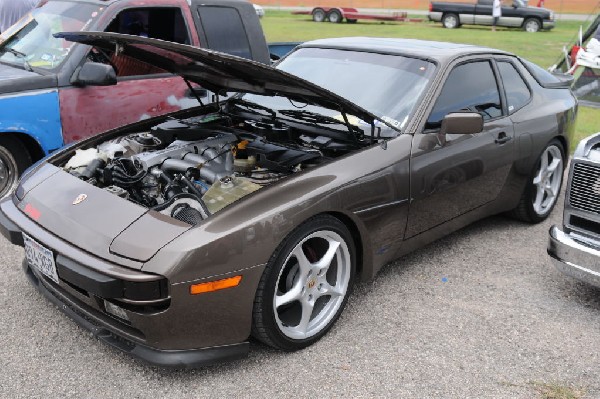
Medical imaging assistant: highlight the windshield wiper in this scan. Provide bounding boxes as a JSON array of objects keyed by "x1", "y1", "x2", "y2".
[
  {"x1": 279, "y1": 109, "x2": 344, "y2": 125},
  {"x1": 0, "y1": 48, "x2": 33, "y2": 72},
  {"x1": 230, "y1": 98, "x2": 276, "y2": 119},
  {"x1": 279, "y1": 109, "x2": 364, "y2": 139}
]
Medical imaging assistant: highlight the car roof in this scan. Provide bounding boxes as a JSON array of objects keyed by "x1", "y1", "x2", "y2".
[{"x1": 299, "y1": 37, "x2": 512, "y2": 64}]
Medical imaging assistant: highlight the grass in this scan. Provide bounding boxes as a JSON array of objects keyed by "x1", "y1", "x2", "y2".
[
  {"x1": 530, "y1": 381, "x2": 587, "y2": 399},
  {"x1": 259, "y1": 12, "x2": 599, "y2": 152},
  {"x1": 574, "y1": 107, "x2": 598, "y2": 153}
]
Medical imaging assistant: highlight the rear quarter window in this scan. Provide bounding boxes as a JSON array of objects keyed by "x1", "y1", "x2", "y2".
[
  {"x1": 196, "y1": 6, "x2": 252, "y2": 60},
  {"x1": 520, "y1": 58, "x2": 562, "y2": 87}
]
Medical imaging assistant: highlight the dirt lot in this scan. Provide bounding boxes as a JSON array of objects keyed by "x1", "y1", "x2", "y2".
[{"x1": 1, "y1": 189, "x2": 599, "y2": 398}]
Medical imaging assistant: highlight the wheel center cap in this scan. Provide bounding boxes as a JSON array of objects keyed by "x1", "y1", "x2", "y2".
[{"x1": 307, "y1": 279, "x2": 316, "y2": 289}]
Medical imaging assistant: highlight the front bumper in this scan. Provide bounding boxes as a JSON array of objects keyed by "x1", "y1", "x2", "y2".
[
  {"x1": 23, "y1": 259, "x2": 248, "y2": 368},
  {"x1": 0, "y1": 197, "x2": 257, "y2": 368},
  {"x1": 548, "y1": 225, "x2": 600, "y2": 288},
  {"x1": 543, "y1": 20, "x2": 555, "y2": 30}
]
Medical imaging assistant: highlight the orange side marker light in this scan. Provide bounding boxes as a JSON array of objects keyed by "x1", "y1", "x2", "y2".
[{"x1": 190, "y1": 275, "x2": 242, "y2": 295}]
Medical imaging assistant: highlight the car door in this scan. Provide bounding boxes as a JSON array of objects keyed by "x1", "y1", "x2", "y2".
[
  {"x1": 499, "y1": 3, "x2": 525, "y2": 27},
  {"x1": 474, "y1": 0, "x2": 494, "y2": 25},
  {"x1": 405, "y1": 59, "x2": 515, "y2": 238},
  {"x1": 58, "y1": 6, "x2": 205, "y2": 143}
]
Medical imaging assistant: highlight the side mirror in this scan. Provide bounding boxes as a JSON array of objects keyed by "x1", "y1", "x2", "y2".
[
  {"x1": 440, "y1": 112, "x2": 483, "y2": 135},
  {"x1": 71, "y1": 62, "x2": 117, "y2": 87}
]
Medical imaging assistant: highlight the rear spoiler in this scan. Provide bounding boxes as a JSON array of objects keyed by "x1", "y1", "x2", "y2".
[
  {"x1": 519, "y1": 57, "x2": 574, "y2": 89},
  {"x1": 545, "y1": 72, "x2": 574, "y2": 88}
]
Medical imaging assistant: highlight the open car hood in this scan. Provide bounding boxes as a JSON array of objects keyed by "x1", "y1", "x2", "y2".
[{"x1": 56, "y1": 32, "x2": 380, "y2": 127}]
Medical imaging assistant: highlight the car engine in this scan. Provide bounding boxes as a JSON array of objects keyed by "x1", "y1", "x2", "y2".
[{"x1": 61, "y1": 112, "x2": 360, "y2": 225}]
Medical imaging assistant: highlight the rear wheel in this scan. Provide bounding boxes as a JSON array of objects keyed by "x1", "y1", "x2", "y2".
[
  {"x1": 327, "y1": 9, "x2": 343, "y2": 23},
  {"x1": 523, "y1": 18, "x2": 541, "y2": 32},
  {"x1": 252, "y1": 215, "x2": 356, "y2": 351},
  {"x1": 312, "y1": 8, "x2": 326, "y2": 22},
  {"x1": 510, "y1": 139, "x2": 564, "y2": 223},
  {"x1": 442, "y1": 13, "x2": 459, "y2": 29},
  {"x1": 0, "y1": 136, "x2": 31, "y2": 198}
]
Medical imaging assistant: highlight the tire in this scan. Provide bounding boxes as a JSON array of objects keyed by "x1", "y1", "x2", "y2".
[
  {"x1": 0, "y1": 136, "x2": 31, "y2": 198},
  {"x1": 327, "y1": 9, "x2": 343, "y2": 23},
  {"x1": 442, "y1": 13, "x2": 459, "y2": 29},
  {"x1": 509, "y1": 139, "x2": 565, "y2": 223},
  {"x1": 252, "y1": 215, "x2": 356, "y2": 351},
  {"x1": 312, "y1": 8, "x2": 326, "y2": 22},
  {"x1": 523, "y1": 18, "x2": 541, "y2": 32}
]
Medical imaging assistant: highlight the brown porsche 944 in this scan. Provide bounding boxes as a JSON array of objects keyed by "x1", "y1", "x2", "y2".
[{"x1": 0, "y1": 33, "x2": 577, "y2": 368}]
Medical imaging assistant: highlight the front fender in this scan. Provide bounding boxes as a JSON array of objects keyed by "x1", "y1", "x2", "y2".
[
  {"x1": 0, "y1": 89, "x2": 63, "y2": 154},
  {"x1": 145, "y1": 135, "x2": 413, "y2": 284}
]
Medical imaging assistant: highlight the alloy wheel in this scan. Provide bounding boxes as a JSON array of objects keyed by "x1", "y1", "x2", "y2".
[
  {"x1": 532, "y1": 144, "x2": 563, "y2": 216},
  {"x1": 273, "y1": 230, "x2": 351, "y2": 340}
]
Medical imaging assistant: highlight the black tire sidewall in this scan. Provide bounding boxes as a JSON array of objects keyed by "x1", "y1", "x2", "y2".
[
  {"x1": 0, "y1": 136, "x2": 31, "y2": 197},
  {"x1": 253, "y1": 215, "x2": 356, "y2": 351}
]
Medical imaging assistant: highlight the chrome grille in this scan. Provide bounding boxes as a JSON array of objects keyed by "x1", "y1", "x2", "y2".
[{"x1": 569, "y1": 163, "x2": 600, "y2": 214}]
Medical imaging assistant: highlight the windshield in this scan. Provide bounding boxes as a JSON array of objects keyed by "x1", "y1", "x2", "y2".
[
  {"x1": 0, "y1": 2, "x2": 103, "y2": 71},
  {"x1": 243, "y1": 47, "x2": 436, "y2": 133}
]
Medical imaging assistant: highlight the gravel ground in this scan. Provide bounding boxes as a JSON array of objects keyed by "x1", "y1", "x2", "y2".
[{"x1": 1, "y1": 189, "x2": 600, "y2": 398}]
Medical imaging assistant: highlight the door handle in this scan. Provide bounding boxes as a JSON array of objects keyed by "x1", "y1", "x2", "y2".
[{"x1": 495, "y1": 132, "x2": 512, "y2": 145}]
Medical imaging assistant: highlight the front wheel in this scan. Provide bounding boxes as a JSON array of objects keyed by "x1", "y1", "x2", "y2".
[
  {"x1": 523, "y1": 18, "x2": 541, "y2": 32},
  {"x1": 510, "y1": 139, "x2": 564, "y2": 223},
  {"x1": 0, "y1": 136, "x2": 31, "y2": 198},
  {"x1": 252, "y1": 215, "x2": 356, "y2": 351}
]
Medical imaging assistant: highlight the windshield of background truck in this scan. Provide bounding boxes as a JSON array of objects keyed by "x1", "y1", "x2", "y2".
[
  {"x1": 0, "y1": 2, "x2": 103, "y2": 71},
  {"x1": 243, "y1": 47, "x2": 436, "y2": 133}
]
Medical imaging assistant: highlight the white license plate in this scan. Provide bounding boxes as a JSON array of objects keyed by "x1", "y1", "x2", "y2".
[{"x1": 23, "y1": 234, "x2": 59, "y2": 284}]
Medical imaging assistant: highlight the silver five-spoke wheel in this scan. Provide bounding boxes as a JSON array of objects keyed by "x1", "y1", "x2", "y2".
[
  {"x1": 510, "y1": 139, "x2": 565, "y2": 223},
  {"x1": 274, "y1": 230, "x2": 351, "y2": 339},
  {"x1": 532, "y1": 144, "x2": 563, "y2": 216},
  {"x1": 252, "y1": 215, "x2": 355, "y2": 350}
]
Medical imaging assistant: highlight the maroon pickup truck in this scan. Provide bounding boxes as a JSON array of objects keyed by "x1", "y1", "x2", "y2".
[{"x1": 428, "y1": 0, "x2": 555, "y2": 32}]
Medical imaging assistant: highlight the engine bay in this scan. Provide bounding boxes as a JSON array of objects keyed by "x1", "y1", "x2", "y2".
[{"x1": 60, "y1": 110, "x2": 368, "y2": 225}]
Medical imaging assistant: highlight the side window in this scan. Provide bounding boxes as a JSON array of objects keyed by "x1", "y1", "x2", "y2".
[
  {"x1": 106, "y1": 8, "x2": 190, "y2": 44},
  {"x1": 98, "y1": 7, "x2": 190, "y2": 78},
  {"x1": 426, "y1": 61, "x2": 502, "y2": 129},
  {"x1": 497, "y1": 61, "x2": 531, "y2": 114},
  {"x1": 197, "y1": 6, "x2": 252, "y2": 59}
]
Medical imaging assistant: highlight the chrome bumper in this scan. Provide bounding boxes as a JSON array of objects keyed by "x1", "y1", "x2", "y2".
[
  {"x1": 548, "y1": 225, "x2": 600, "y2": 288},
  {"x1": 428, "y1": 12, "x2": 442, "y2": 22}
]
